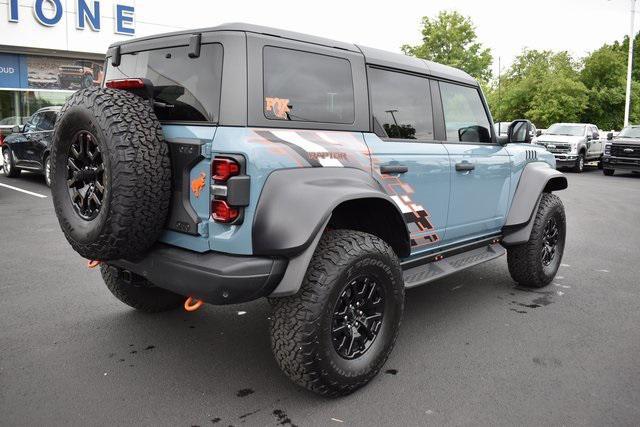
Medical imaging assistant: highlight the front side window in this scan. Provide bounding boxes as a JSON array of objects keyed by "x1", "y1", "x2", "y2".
[
  {"x1": 440, "y1": 82, "x2": 492, "y2": 143},
  {"x1": 24, "y1": 114, "x2": 40, "y2": 132},
  {"x1": 105, "y1": 43, "x2": 223, "y2": 122},
  {"x1": 368, "y1": 68, "x2": 434, "y2": 140},
  {"x1": 263, "y1": 46, "x2": 355, "y2": 124}
]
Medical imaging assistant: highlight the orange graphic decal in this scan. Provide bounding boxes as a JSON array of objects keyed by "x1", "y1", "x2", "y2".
[
  {"x1": 265, "y1": 97, "x2": 291, "y2": 119},
  {"x1": 191, "y1": 172, "x2": 206, "y2": 198}
]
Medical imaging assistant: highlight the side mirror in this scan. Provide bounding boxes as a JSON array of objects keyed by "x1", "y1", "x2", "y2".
[
  {"x1": 11, "y1": 125, "x2": 20, "y2": 134},
  {"x1": 592, "y1": 131, "x2": 599, "y2": 140},
  {"x1": 536, "y1": 129, "x2": 542, "y2": 137},
  {"x1": 607, "y1": 132, "x2": 613, "y2": 140},
  {"x1": 507, "y1": 119, "x2": 532, "y2": 144}
]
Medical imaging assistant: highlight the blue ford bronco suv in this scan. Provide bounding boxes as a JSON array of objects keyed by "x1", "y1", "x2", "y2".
[{"x1": 50, "y1": 24, "x2": 567, "y2": 397}]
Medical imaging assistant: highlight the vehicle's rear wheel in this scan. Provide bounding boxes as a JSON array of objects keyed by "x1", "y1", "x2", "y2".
[
  {"x1": 269, "y1": 230, "x2": 404, "y2": 397},
  {"x1": 50, "y1": 87, "x2": 171, "y2": 261},
  {"x1": 507, "y1": 193, "x2": 566, "y2": 288},
  {"x1": 100, "y1": 265, "x2": 183, "y2": 313},
  {"x1": 572, "y1": 153, "x2": 585, "y2": 173},
  {"x1": 2, "y1": 148, "x2": 21, "y2": 178},
  {"x1": 603, "y1": 168, "x2": 615, "y2": 176}
]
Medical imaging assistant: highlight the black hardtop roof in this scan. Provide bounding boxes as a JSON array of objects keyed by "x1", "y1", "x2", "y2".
[{"x1": 109, "y1": 23, "x2": 477, "y2": 86}]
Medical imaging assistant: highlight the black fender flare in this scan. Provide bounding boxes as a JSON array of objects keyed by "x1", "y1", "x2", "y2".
[
  {"x1": 502, "y1": 162, "x2": 567, "y2": 245},
  {"x1": 252, "y1": 167, "x2": 410, "y2": 257}
]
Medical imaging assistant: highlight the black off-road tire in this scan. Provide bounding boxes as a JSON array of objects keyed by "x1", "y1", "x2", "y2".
[
  {"x1": 572, "y1": 153, "x2": 585, "y2": 173},
  {"x1": 603, "y1": 168, "x2": 615, "y2": 176},
  {"x1": 100, "y1": 265, "x2": 183, "y2": 313},
  {"x1": 50, "y1": 87, "x2": 171, "y2": 261},
  {"x1": 507, "y1": 193, "x2": 566, "y2": 288},
  {"x1": 269, "y1": 230, "x2": 404, "y2": 397},
  {"x1": 2, "y1": 147, "x2": 21, "y2": 178}
]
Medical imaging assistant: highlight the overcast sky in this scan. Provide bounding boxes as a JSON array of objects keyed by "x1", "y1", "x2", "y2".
[{"x1": 156, "y1": 0, "x2": 632, "y2": 74}]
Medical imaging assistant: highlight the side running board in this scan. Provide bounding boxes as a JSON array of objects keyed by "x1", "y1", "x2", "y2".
[{"x1": 403, "y1": 243, "x2": 506, "y2": 288}]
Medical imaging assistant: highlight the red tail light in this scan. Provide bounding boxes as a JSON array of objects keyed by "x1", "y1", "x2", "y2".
[
  {"x1": 211, "y1": 200, "x2": 239, "y2": 223},
  {"x1": 105, "y1": 78, "x2": 146, "y2": 90},
  {"x1": 0, "y1": 135, "x2": 4, "y2": 146},
  {"x1": 212, "y1": 158, "x2": 240, "y2": 182}
]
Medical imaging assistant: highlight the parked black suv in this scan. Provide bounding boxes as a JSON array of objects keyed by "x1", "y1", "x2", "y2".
[
  {"x1": 603, "y1": 126, "x2": 640, "y2": 175},
  {"x1": 2, "y1": 106, "x2": 60, "y2": 186}
]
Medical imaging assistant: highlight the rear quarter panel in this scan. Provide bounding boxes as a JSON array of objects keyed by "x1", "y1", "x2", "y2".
[{"x1": 160, "y1": 126, "x2": 372, "y2": 255}]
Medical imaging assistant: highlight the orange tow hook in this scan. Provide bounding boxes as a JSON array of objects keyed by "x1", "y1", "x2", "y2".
[
  {"x1": 87, "y1": 260, "x2": 101, "y2": 269},
  {"x1": 184, "y1": 297, "x2": 204, "y2": 312}
]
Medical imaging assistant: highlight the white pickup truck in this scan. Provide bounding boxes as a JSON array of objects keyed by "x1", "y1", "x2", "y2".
[{"x1": 535, "y1": 123, "x2": 604, "y2": 172}]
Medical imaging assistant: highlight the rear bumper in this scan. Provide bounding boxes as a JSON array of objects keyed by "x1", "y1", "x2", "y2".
[
  {"x1": 109, "y1": 244, "x2": 287, "y2": 305},
  {"x1": 603, "y1": 156, "x2": 640, "y2": 171}
]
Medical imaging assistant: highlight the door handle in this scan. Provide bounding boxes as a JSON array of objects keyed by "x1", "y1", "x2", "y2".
[
  {"x1": 380, "y1": 164, "x2": 408, "y2": 174},
  {"x1": 455, "y1": 161, "x2": 475, "y2": 172}
]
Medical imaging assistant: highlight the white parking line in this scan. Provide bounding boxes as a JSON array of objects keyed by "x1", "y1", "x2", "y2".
[{"x1": 0, "y1": 182, "x2": 48, "y2": 198}]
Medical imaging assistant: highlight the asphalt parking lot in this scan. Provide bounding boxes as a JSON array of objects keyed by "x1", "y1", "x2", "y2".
[{"x1": 1, "y1": 166, "x2": 639, "y2": 426}]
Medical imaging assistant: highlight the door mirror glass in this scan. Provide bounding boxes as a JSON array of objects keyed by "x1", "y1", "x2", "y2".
[
  {"x1": 507, "y1": 120, "x2": 532, "y2": 144},
  {"x1": 11, "y1": 125, "x2": 21, "y2": 134},
  {"x1": 607, "y1": 132, "x2": 614, "y2": 140},
  {"x1": 536, "y1": 129, "x2": 542, "y2": 137}
]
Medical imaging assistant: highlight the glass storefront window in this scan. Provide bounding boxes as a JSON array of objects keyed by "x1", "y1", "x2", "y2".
[
  {"x1": 0, "y1": 90, "x2": 72, "y2": 126},
  {"x1": 19, "y1": 90, "x2": 72, "y2": 118},
  {"x1": 0, "y1": 91, "x2": 21, "y2": 126}
]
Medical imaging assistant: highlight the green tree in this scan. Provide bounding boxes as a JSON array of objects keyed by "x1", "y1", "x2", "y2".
[
  {"x1": 486, "y1": 49, "x2": 588, "y2": 128},
  {"x1": 401, "y1": 11, "x2": 493, "y2": 82},
  {"x1": 580, "y1": 44, "x2": 627, "y2": 130}
]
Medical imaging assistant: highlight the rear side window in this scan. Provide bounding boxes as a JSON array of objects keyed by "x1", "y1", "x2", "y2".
[
  {"x1": 440, "y1": 82, "x2": 492, "y2": 143},
  {"x1": 37, "y1": 111, "x2": 57, "y2": 131},
  {"x1": 105, "y1": 43, "x2": 223, "y2": 123},
  {"x1": 368, "y1": 68, "x2": 434, "y2": 140},
  {"x1": 263, "y1": 46, "x2": 354, "y2": 124}
]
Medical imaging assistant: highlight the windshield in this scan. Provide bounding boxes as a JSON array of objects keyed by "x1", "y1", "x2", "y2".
[
  {"x1": 547, "y1": 124, "x2": 585, "y2": 136},
  {"x1": 617, "y1": 126, "x2": 640, "y2": 138}
]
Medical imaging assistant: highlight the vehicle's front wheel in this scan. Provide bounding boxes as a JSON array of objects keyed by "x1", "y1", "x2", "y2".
[
  {"x1": 603, "y1": 168, "x2": 615, "y2": 176},
  {"x1": 572, "y1": 153, "x2": 585, "y2": 173},
  {"x1": 44, "y1": 155, "x2": 51, "y2": 187},
  {"x1": 269, "y1": 230, "x2": 404, "y2": 397},
  {"x1": 2, "y1": 148, "x2": 21, "y2": 178},
  {"x1": 507, "y1": 193, "x2": 566, "y2": 288},
  {"x1": 100, "y1": 264, "x2": 184, "y2": 313}
]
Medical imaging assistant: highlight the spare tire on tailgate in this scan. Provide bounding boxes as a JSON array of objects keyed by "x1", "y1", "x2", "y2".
[{"x1": 50, "y1": 87, "x2": 171, "y2": 261}]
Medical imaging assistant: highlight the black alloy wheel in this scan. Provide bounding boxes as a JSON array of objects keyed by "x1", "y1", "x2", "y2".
[
  {"x1": 332, "y1": 275, "x2": 385, "y2": 360},
  {"x1": 66, "y1": 130, "x2": 105, "y2": 221},
  {"x1": 541, "y1": 216, "x2": 560, "y2": 267}
]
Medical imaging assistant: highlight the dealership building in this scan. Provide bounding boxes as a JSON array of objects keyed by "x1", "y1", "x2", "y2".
[{"x1": 0, "y1": 0, "x2": 185, "y2": 129}]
